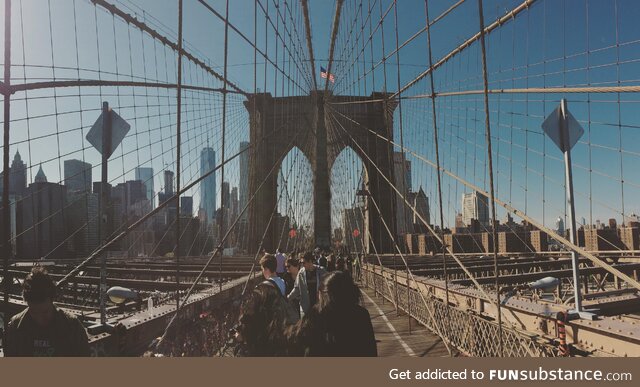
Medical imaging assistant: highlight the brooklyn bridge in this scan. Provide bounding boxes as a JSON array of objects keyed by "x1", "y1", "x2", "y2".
[{"x1": 1, "y1": 0, "x2": 640, "y2": 357}]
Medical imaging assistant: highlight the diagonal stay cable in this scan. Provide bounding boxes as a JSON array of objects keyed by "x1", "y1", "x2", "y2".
[
  {"x1": 240, "y1": 145, "x2": 305, "y2": 297},
  {"x1": 156, "y1": 127, "x2": 305, "y2": 343},
  {"x1": 328, "y1": 105, "x2": 640, "y2": 293},
  {"x1": 327, "y1": 106, "x2": 511, "y2": 313},
  {"x1": 327, "y1": 106, "x2": 537, "y2": 355},
  {"x1": 56, "y1": 110, "x2": 292, "y2": 288},
  {"x1": 324, "y1": 106, "x2": 455, "y2": 355},
  {"x1": 391, "y1": 0, "x2": 537, "y2": 99}
]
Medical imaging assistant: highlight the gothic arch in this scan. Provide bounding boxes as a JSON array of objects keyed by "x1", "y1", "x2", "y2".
[{"x1": 244, "y1": 91, "x2": 397, "y2": 253}]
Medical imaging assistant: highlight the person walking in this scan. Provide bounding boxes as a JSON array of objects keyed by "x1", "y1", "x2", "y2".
[
  {"x1": 285, "y1": 257, "x2": 301, "y2": 319},
  {"x1": 233, "y1": 254, "x2": 297, "y2": 356},
  {"x1": 4, "y1": 266, "x2": 90, "y2": 357},
  {"x1": 284, "y1": 257, "x2": 300, "y2": 295},
  {"x1": 287, "y1": 252, "x2": 327, "y2": 316},
  {"x1": 317, "y1": 254, "x2": 328, "y2": 269},
  {"x1": 234, "y1": 281, "x2": 295, "y2": 356},
  {"x1": 275, "y1": 249, "x2": 287, "y2": 278},
  {"x1": 353, "y1": 254, "x2": 362, "y2": 281},
  {"x1": 260, "y1": 254, "x2": 286, "y2": 296},
  {"x1": 326, "y1": 254, "x2": 336, "y2": 272},
  {"x1": 286, "y1": 271, "x2": 377, "y2": 356}
]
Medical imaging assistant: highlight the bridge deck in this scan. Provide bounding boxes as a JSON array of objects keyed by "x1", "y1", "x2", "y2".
[{"x1": 360, "y1": 285, "x2": 449, "y2": 357}]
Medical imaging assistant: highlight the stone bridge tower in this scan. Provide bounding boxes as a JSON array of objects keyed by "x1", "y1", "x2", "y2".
[{"x1": 244, "y1": 91, "x2": 397, "y2": 253}]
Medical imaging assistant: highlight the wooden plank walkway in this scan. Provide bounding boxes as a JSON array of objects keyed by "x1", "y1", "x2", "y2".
[{"x1": 360, "y1": 285, "x2": 449, "y2": 357}]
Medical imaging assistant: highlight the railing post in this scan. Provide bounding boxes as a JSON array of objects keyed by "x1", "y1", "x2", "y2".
[
  {"x1": 407, "y1": 273, "x2": 411, "y2": 334},
  {"x1": 380, "y1": 263, "x2": 385, "y2": 304},
  {"x1": 394, "y1": 254, "x2": 399, "y2": 314},
  {"x1": 374, "y1": 264, "x2": 378, "y2": 298}
]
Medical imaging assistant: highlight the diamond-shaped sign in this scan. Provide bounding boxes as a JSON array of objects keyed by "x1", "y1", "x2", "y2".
[
  {"x1": 86, "y1": 109, "x2": 131, "y2": 159},
  {"x1": 542, "y1": 105, "x2": 584, "y2": 152}
]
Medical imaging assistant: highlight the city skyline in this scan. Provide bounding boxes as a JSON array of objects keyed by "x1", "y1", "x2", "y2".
[{"x1": 1, "y1": 0, "x2": 639, "y2": 251}]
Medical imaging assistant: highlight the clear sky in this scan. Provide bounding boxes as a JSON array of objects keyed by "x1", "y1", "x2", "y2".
[{"x1": 1, "y1": 0, "x2": 639, "y2": 233}]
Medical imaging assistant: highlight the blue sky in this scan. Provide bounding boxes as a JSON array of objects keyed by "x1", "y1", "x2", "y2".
[{"x1": 1, "y1": 0, "x2": 639, "y2": 233}]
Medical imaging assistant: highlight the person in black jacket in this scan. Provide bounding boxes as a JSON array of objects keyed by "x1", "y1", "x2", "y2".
[
  {"x1": 4, "y1": 266, "x2": 90, "y2": 357},
  {"x1": 286, "y1": 271, "x2": 377, "y2": 356},
  {"x1": 234, "y1": 280, "x2": 297, "y2": 356}
]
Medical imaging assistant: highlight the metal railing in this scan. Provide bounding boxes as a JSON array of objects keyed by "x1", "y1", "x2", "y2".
[{"x1": 361, "y1": 262, "x2": 560, "y2": 357}]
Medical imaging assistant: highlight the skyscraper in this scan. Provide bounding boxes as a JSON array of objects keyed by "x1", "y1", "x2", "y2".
[
  {"x1": 10, "y1": 150, "x2": 27, "y2": 195},
  {"x1": 64, "y1": 159, "x2": 92, "y2": 193},
  {"x1": 412, "y1": 187, "x2": 430, "y2": 227},
  {"x1": 555, "y1": 216, "x2": 565, "y2": 235},
  {"x1": 462, "y1": 192, "x2": 489, "y2": 227},
  {"x1": 393, "y1": 152, "x2": 412, "y2": 235},
  {"x1": 222, "y1": 181, "x2": 230, "y2": 209},
  {"x1": 16, "y1": 166, "x2": 67, "y2": 259},
  {"x1": 200, "y1": 147, "x2": 216, "y2": 224},
  {"x1": 181, "y1": 196, "x2": 193, "y2": 217},
  {"x1": 393, "y1": 152, "x2": 412, "y2": 192},
  {"x1": 231, "y1": 186, "x2": 239, "y2": 219},
  {"x1": 0, "y1": 150, "x2": 27, "y2": 197},
  {"x1": 135, "y1": 167, "x2": 154, "y2": 207},
  {"x1": 239, "y1": 141, "x2": 250, "y2": 220},
  {"x1": 163, "y1": 170, "x2": 174, "y2": 195}
]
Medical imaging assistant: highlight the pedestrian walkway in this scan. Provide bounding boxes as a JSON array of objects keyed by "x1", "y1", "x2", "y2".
[{"x1": 360, "y1": 285, "x2": 449, "y2": 357}]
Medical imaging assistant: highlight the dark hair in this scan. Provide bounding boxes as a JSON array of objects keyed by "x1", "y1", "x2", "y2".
[
  {"x1": 319, "y1": 271, "x2": 360, "y2": 309},
  {"x1": 285, "y1": 271, "x2": 362, "y2": 355},
  {"x1": 286, "y1": 257, "x2": 300, "y2": 268},
  {"x1": 259, "y1": 254, "x2": 277, "y2": 273},
  {"x1": 336, "y1": 257, "x2": 346, "y2": 271},
  {"x1": 22, "y1": 266, "x2": 56, "y2": 304},
  {"x1": 302, "y1": 252, "x2": 314, "y2": 263}
]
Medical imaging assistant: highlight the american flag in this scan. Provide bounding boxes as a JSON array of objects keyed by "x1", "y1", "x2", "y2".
[{"x1": 320, "y1": 66, "x2": 335, "y2": 83}]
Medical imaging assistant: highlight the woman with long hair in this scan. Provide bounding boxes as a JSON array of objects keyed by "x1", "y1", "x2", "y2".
[{"x1": 286, "y1": 271, "x2": 377, "y2": 356}]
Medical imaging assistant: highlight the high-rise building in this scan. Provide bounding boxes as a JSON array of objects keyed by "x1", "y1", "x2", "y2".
[
  {"x1": 0, "y1": 150, "x2": 28, "y2": 198},
  {"x1": 222, "y1": 181, "x2": 230, "y2": 209},
  {"x1": 393, "y1": 152, "x2": 412, "y2": 235},
  {"x1": 231, "y1": 186, "x2": 239, "y2": 220},
  {"x1": 16, "y1": 166, "x2": 68, "y2": 259},
  {"x1": 412, "y1": 187, "x2": 430, "y2": 228},
  {"x1": 455, "y1": 213, "x2": 465, "y2": 229},
  {"x1": 66, "y1": 191, "x2": 99, "y2": 258},
  {"x1": 555, "y1": 216, "x2": 565, "y2": 236},
  {"x1": 393, "y1": 152, "x2": 412, "y2": 192},
  {"x1": 200, "y1": 147, "x2": 216, "y2": 224},
  {"x1": 164, "y1": 170, "x2": 174, "y2": 196},
  {"x1": 10, "y1": 150, "x2": 27, "y2": 195},
  {"x1": 181, "y1": 196, "x2": 193, "y2": 217},
  {"x1": 34, "y1": 164, "x2": 47, "y2": 183},
  {"x1": 135, "y1": 167, "x2": 154, "y2": 207},
  {"x1": 462, "y1": 192, "x2": 489, "y2": 227},
  {"x1": 64, "y1": 159, "x2": 92, "y2": 193},
  {"x1": 239, "y1": 142, "x2": 250, "y2": 220}
]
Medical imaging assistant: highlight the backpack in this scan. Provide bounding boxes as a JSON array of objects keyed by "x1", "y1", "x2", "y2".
[{"x1": 261, "y1": 280, "x2": 299, "y2": 324}]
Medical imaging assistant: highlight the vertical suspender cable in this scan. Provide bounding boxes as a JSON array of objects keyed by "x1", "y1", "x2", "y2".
[
  {"x1": 477, "y1": 0, "x2": 503, "y2": 357},
  {"x1": 219, "y1": 0, "x2": 230, "y2": 293},
  {"x1": 423, "y1": 0, "x2": 449, "y2": 307},
  {"x1": 2, "y1": 0, "x2": 12, "y2": 335},
  {"x1": 175, "y1": 0, "x2": 183, "y2": 309}
]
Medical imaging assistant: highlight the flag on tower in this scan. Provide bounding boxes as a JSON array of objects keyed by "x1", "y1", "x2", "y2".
[{"x1": 320, "y1": 66, "x2": 335, "y2": 83}]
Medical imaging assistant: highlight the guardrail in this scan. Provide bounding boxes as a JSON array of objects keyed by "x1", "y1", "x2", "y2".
[{"x1": 361, "y1": 263, "x2": 560, "y2": 357}]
